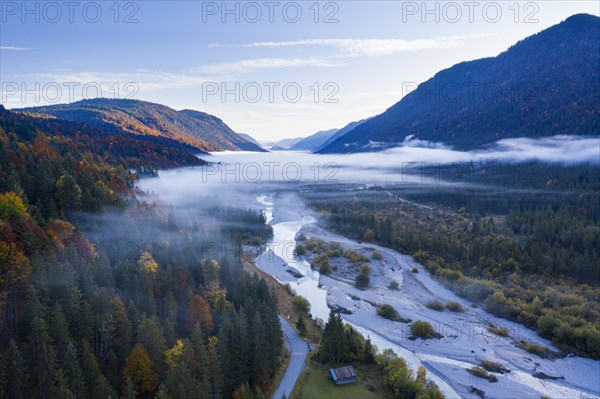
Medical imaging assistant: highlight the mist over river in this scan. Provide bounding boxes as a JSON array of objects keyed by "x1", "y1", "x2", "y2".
[{"x1": 137, "y1": 150, "x2": 600, "y2": 399}]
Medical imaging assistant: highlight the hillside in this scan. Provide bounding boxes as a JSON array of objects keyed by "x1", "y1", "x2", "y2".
[
  {"x1": 315, "y1": 118, "x2": 370, "y2": 152},
  {"x1": 0, "y1": 105, "x2": 203, "y2": 170},
  {"x1": 18, "y1": 98, "x2": 265, "y2": 153},
  {"x1": 237, "y1": 133, "x2": 264, "y2": 149},
  {"x1": 319, "y1": 14, "x2": 600, "y2": 153}
]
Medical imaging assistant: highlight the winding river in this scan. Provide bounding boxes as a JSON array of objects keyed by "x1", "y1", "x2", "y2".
[{"x1": 256, "y1": 194, "x2": 462, "y2": 398}]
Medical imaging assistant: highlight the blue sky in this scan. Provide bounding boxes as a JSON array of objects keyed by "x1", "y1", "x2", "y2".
[{"x1": 1, "y1": 1, "x2": 598, "y2": 140}]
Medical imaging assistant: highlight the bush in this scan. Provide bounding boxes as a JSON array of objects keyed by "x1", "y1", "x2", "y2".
[
  {"x1": 292, "y1": 296, "x2": 311, "y2": 314},
  {"x1": 345, "y1": 249, "x2": 369, "y2": 265},
  {"x1": 360, "y1": 264, "x2": 371, "y2": 275},
  {"x1": 487, "y1": 324, "x2": 510, "y2": 337},
  {"x1": 480, "y1": 360, "x2": 509, "y2": 374},
  {"x1": 467, "y1": 366, "x2": 498, "y2": 382},
  {"x1": 411, "y1": 267, "x2": 419, "y2": 273},
  {"x1": 446, "y1": 301, "x2": 464, "y2": 312},
  {"x1": 426, "y1": 300, "x2": 445, "y2": 311},
  {"x1": 355, "y1": 272, "x2": 370, "y2": 289},
  {"x1": 372, "y1": 250, "x2": 383, "y2": 260},
  {"x1": 377, "y1": 304, "x2": 401, "y2": 321},
  {"x1": 319, "y1": 260, "x2": 332, "y2": 275},
  {"x1": 411, "y1": 321, "x2": 436, "y2": 339},
  {"x1": 389, "y1": 280, "x2": 399, "y2": 290},
  {"x1": 518, "y1": 341, "x2": 554, "y2": 359},
  {"x1": 294, "y1": 243, "x2": 306, "y2": 256}
]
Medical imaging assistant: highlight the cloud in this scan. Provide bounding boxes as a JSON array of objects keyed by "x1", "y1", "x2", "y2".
[
  {"x1": 0, "y1": 46, "x2": 33, "y2": 51},
  {"x1": 25, "y1": 70, "x2": 216, "y2": 92},
  {"x1": 197, "y1": 57, "x2": 340, "y2": 74},
  {"x1": 211, "y1": 36, "x2": 476, "y2": 57}
]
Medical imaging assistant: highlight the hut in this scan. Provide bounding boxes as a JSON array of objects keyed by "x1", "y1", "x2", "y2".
[{"x1": 329, "y1": 365, "x2": 357, "y2": 385}]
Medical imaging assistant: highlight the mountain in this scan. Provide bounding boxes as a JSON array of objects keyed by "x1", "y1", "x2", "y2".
[
  {"x1": 262, "y1": 137, "x2": 304, "y2": 150},
  {"x1": 0, "y1": 105, "x2": 204, "y2": 169},
  {"x1": 237, "y1": 133, "x2": 264, "y2": 149},
  {"x1": 315, "y1": 119, "x2": 370, "y2": 152},
  {"x1": 17, "y1": 98, "x2": 265, "y2": 153},
  {"x1": 319, "y1": 14, "x2": 600, "y2": 153},
  {"x1": 289, "y1": 129, "x2": 338, "y2": 151}
]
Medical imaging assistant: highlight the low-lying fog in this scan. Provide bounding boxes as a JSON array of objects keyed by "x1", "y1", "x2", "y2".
[
  {"x1": 138, "y1": 135, "x2": 599, "y2": 201},
  {"x1": 133, "y1": 135, "x2": 600, "y2": 399}
]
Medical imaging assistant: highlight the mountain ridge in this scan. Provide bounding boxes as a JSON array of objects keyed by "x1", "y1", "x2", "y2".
[
  {"x1": 319, "y1": 13, "x2": 600, "y2": 153},
  {"x1": 16, "y1": 98, "x2": 265, "y2": 153}
]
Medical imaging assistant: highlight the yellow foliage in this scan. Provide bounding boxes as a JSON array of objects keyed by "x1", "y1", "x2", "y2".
[
  {"x1": 138, "y1": 251, "x2": 158, "y2": 275},
  {"x1": 0, "y1": 192, "x2": 29, "y2": 222},
  {"x1": 164, "y1": 339, "x2": 184, "y2": 369}
]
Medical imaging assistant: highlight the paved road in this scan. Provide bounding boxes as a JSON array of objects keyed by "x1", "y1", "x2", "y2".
[{"x1": 272, "y1": 315, "x2": 310, "y2": 399}]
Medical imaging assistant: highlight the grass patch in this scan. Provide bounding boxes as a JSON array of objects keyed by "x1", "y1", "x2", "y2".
[
  {"x1": 426, "y1": 299, "x2": 445, "y2": 311},
  {"x1": 446, "y1": 301, "x2": 464, "y2": 312},
  {"x1": 291, "y1": 361, "x2": 392, "y2": 399},
  {"x1": 467, "y1": 366, "x2": 498, "y2": 382}
]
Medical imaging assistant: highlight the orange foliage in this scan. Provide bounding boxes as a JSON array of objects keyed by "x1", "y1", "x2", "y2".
[
  {"x1": 122, "y1": 344, "x2": 159, "y2": 395},
  {"x1": 186, "y1": 294, "x2": 214, "y2": 334}
]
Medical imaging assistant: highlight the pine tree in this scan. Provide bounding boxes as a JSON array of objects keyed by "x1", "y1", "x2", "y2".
[
  {"x1": 62, "y1": 342, "x2": 87, "y2": 398},
  {"x1": 2, "y1": 340, "x2": 27, "y2": 399},
  {"x1": 26, "y1": 316, "x2": 58, "y2": 397}
]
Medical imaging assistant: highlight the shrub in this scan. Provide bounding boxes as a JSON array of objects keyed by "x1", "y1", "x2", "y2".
[
  {"x1": 518, "y1": 341, "x2": 554, "y2": 359},
  {"x1": 377, "y1": 304, "x2": 401, "y2": 321},
  {"x1": 411, "y1": 321, "x2": 436, "y2": 339},
  {"x1": 345, "y1": 249, "x2": 369, "y2": 265},
  {"x1": 487, "y1": 324, "x2": 509, "y2": 337},
  {"x1": 371, "y1": 250, "x2": 383, "y2": 260},
  {"x1": 467, "y1": 366, "x2": 498, "y2": 382},
  {"x1": 411, "y1": 267, "x2": 419, "y2": 273},
  {"x1": 426, "y1": 300, "x2": 445, "y2": 311},
  {"x1": 447, "y1": 301, "x2": 464, "y2": 312},
  {"x1": 319, "y1": 260, "x2": 332, "y2": 276},
  {"x1": 480, "y1": 360, "x2": 509, "y2": 374},
  {"x1": 360, "y1": 264, "x2": 371, "y2": 275},
  {"x1": 355, "y1": 272, "x2": 370, "y2": 289},
  {"x1": 389, "y1": 280, "x2": 399, "y2": 290},
  {"x1": 292, "y1": 296, "x2": 311, "y2": 314},
  {"x1": 294, "y1": 243, "x2": 306, "y2": 256}
]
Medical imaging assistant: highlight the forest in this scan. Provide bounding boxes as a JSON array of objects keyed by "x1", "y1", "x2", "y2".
[
  {"x1": 308, "y1": 163, "x2": 600, "y2": 359},
  {"x1": 0, "y1": 107, "x2": 284, "y2": 398}
]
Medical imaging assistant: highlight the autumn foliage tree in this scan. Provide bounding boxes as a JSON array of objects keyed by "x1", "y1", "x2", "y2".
[
  {"x1": 122, "y1": 344, "x2": 159, "y2": 397},
  {"x1": 186, "y1": 294, "x2": 214, "y2": 334}
]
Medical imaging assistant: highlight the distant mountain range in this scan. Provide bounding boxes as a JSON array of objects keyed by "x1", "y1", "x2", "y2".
[
  {"x1": 265, "y1": 119, "x2": 370, "y2": 152},
  {"x1": 262, "y1": 137, "x2": 304, "y2": 150},
  {"x1": 18, "y1": 98, "x2": 265, "y2": 153},
  {"x1": 319, "y1": 14, "x2": 600, "y2": 153},
  {"x1": 290, "y1": 129, "x2": 338, "y2": 151}
]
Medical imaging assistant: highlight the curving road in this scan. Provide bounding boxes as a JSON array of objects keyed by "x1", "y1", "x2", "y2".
[{"x1": 272, "y1": 315, "x2": 310, "y2": 399}]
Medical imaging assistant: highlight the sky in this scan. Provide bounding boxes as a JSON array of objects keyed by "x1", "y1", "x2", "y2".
[{"x1": 1, "y1": 1, "x2": 598, "y2": 141}]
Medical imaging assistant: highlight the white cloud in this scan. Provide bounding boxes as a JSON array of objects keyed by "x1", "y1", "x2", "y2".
[
  {"x1": 197, "y1": 57, "x2": 340, "y2": 74},
  {"x1": 211, "y1": 36, "x2": 477, "y2": 57},
  {"x1": 0, "y1": 46, "x2": 33, "y2": 51}
]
